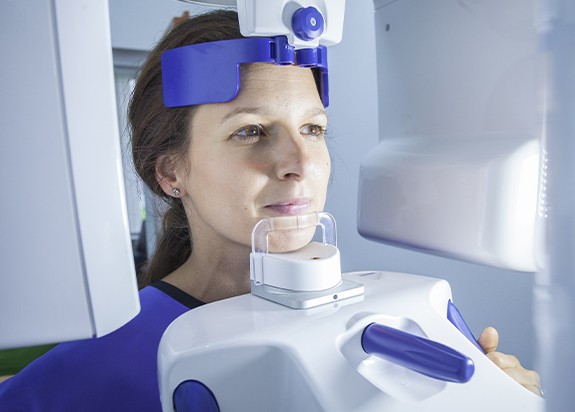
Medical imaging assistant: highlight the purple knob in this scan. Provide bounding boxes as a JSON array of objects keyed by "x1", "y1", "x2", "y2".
[{"x1": 292, "y1": 7, "x2": 324, "y2": 41}]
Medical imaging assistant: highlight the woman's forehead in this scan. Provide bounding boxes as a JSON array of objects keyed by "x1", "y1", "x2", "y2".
[
  {"x1": 239, "y1": 62, "x2": 312, "y2": 79},
  {"x1": 237, "y1": 63, "x2": 319, "y2": 97}
]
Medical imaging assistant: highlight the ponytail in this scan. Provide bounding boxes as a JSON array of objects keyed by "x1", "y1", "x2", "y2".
[{"x1": 138, "y1": 199, "x2": 190, "y2": 287}]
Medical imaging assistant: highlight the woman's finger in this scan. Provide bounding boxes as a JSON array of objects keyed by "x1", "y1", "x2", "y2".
[{"x1": 477, "y1": 326, "x2": 499, "y2": 353}]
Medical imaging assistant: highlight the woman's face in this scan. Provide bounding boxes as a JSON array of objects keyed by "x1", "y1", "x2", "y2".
[{"x1": 176, "y1": 63, "x2": 331, "y2": 253}]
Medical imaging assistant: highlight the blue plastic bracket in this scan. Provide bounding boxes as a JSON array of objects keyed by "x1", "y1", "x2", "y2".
[
  {"x1": 173, "y1": 380, "x2": 220, "y2": 412},
  {"x1": 446, "y1": 300, "x2": 485, "y2": 354},
  {"x1": 162, "y1": 35, "x2": 329, "y2": 108}
]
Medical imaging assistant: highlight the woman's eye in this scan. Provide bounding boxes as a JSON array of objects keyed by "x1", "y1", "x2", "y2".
[
  {"x1": 301, "y1": 124, "x2": 326, "y2": 139},
  {"x1": 230, "y1": 124, "x2": 265, "y2": 142}
]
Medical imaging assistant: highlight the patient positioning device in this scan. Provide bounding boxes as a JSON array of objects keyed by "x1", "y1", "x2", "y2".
[
  {"x1": 249, "y1": 212, "x2": 362, "y2": 308},
  {"x1": 162, "y1": 36, "x2": 329, "y2": 107},
  {"x1": 163, "y1": 0, "x2": 344, "y2": 108}
]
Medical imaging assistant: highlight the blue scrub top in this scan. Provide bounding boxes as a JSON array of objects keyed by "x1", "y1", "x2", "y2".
[{"x1": 0, "y1": 283, "x2": 203, "y2": 412}]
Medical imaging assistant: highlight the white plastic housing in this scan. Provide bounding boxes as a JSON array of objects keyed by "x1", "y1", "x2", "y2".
[
  {"x1": 158, "y1": 271, "x2": 544, "y2": 411},
  {"x1": 358, "y1": 0, "x2": 544, "y2": 272},
  {"x1": 0, "y1": 0, "x2": 139, "y2": 348},
  {"x1": 237, "y1": 0, "x2": 346, "y2": 49},
  {"x1": 255, "y1": 242, "x2": 341, "y2": 291},
  {"x1": 358, "y1": 136, "x2": 539, "y2": 272}
]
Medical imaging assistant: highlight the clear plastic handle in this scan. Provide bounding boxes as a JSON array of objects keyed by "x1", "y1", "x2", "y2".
[{"x1": 251, "y1": 211, "x2": 337, "y2": 255}]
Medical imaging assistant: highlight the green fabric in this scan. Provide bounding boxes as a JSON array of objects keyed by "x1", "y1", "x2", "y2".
[{"x1": 0, "y1": 345, "x2": 55, "y2": 376}]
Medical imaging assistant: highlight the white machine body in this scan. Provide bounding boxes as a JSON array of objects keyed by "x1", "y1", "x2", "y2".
[
  {"x1": 358, "y1": 136, "x2": 540, "y2": 272},
  {"x1": 237, "y1": 0, "x2": 345, "y2": 48},
  {"x1": 181, "y1": 0, "x2": 346, "y2": 49},
  {"x1": 0, "y1": 0, "x2": 140, "y2": 348},
  {"x1": 358, "y1": 0, "x2": 545, "y2": 272},
  {"x1": 158, "y1": 271, "x2": 543, "y2": 411}
]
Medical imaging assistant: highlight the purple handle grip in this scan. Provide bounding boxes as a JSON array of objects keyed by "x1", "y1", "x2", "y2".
[{"x1": 361, "y1": 323, "x2": 475, "y2": 383}]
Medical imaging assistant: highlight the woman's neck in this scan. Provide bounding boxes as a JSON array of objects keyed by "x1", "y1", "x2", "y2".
[{"x1": 162, "y1": 240, "x2": 251, "y2": 303}]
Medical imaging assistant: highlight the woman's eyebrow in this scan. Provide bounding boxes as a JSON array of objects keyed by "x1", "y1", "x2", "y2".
[
  {"x1": 221, "y1": 106, "x2": 328, "y2": 122},
  {"x1": 307, "y1": 107, "x2": 328, "y2": 119},
  {"x1": 221, "y1": 106, "x2": 267, "y2": 122}
]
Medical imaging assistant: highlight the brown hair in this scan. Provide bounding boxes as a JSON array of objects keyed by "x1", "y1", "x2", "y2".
[{"x1": 129, "y1": 10, "x2": 243, "y2": 287}]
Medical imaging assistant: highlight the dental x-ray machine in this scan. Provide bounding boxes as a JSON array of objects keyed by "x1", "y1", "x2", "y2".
[
  {"x1": 156, "y1": 1, "x2": 549, "y2": 411},
  {"x1": 2, "y1": 0, "x2": 572, "y2": 410}
]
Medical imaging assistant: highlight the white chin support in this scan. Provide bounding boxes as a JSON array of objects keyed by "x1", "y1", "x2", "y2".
[{"x1": 249, "y1": 212, "x2": 364, "y2": 309}]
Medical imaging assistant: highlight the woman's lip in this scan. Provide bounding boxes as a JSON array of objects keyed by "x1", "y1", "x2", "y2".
[{"x1": 264, "y1": 199, "x2": 313, "y2": 215}]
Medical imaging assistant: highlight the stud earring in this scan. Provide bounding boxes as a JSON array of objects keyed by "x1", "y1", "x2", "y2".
[{"x1": 172, "y1": 188, "x2": 180, "y2": 197}]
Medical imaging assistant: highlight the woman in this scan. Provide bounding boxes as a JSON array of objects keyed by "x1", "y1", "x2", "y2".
[{"x1": 0, "y1": 10, "x2": 540, "y2": 411}]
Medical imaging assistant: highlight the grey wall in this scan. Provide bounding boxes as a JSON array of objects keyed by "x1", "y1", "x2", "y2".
[
  {"x1": 109, "y1": 0, "x2": 200, "y2": 51},
  {"x1": 110, "y1": 0, "x2": 537, "y2": 368}
]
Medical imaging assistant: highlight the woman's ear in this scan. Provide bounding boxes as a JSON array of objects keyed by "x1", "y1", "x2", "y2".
[{"x1": 155, "y1": 155, "x2": 186, "y2": 198}]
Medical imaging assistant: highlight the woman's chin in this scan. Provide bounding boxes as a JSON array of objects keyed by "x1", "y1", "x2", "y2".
[{"x1": 266, "y1": 227, "x2": 317, "y2": 253}]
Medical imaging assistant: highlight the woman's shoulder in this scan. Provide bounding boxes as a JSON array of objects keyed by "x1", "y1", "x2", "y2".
[{"x1": 0, "y1": 285, "x2": 197, "y2": 411}]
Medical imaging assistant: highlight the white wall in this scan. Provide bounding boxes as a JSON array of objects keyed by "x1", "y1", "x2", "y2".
[{"x1": 109, "y1": 0, "x2": 536, "y2": 368}]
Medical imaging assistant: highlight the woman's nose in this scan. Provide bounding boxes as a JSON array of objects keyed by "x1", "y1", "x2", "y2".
[{"x1": 272, "y1": 130, "x2": 312, "y2": 181}]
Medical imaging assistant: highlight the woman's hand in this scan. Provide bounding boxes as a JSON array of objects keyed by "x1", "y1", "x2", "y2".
[{"x1": 478, "y1": 326, "x2": 543, "y2": 397}]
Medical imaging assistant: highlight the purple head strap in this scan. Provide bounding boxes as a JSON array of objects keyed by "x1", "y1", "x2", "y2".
[{"x1": 161, "y1": 35, "x2": 329, "y2": 108}]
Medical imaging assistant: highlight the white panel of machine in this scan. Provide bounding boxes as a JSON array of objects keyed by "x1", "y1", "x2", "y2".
[
  {"x1": 0, "y1": 0, "x2": 91, "y2": 347},
  {"x1": 358, "y1": 136, "x2": 540, "y2": 271},
  {"x1": 0, "y1": 0, "x2": 139, "y2": 349},
  {"x1": 54, "y1": 0, "x2": 140, "y2": 336},
  {"x1": 373, "y1": 0, "x2": 543, "y2": 138},
  {"x1": 358, "y1": 0, "x2": 544, "y2": 271}
]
